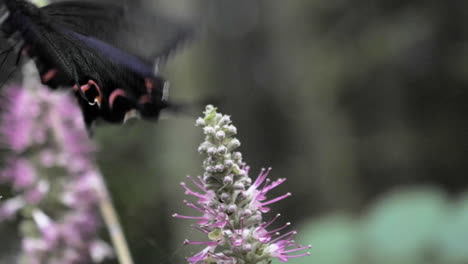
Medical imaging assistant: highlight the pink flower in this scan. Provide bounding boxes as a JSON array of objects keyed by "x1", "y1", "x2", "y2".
[
  {"x1": 174, "y1": 105, "x2": 311, "y2": 263},
  {"x1": 0, "y1": 67, "x2": 112, "y2": 263}
]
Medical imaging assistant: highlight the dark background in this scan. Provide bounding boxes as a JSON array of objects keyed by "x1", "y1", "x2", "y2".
[{"x1": 2, "y1": 0, "x2": 468, "y2": 263}]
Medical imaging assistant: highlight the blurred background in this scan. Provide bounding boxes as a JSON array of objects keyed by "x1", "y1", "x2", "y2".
[{"x1": 2, "y1": 0, "x2": 468, "y2": 263}]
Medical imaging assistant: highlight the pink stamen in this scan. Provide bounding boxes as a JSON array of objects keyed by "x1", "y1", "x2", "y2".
[
  {"x1": 270, "y1": 231, "x2": 297, "y2": 244},
  {"x1": 267, "y1": 222, "x2": 291, "y2": 234},
  {"x1": 242, "y1": 165, "x2": 251, "y2": 175},
  {"x1": 190, "y1": 224, "x2": 210, "y2": 234},
  {"x1": 257, "y1": 168, "x2": 272, "y2": 189},
  {"x1": 197, "y1": 176, "x2": 206, "y2": 185},
  {"x1": 260, "y1": 178, "x2": 272, "y2": 192},
  {"x1": 187, "y1": 175, "x2": 207, "y2": 192},
  {"x1": 172, "y1": 213, "x2": 205, "y2": 220},
  {"x1": 261, "y1": 214, "x2": 281, "y2": 229},
  {"x1": 284, "y1": 252, "x2": 311, "y2": 258},
  {"x1": 252, "y1": 168, "x2": 267, "y2": 187},
  {"x1": 183, "y1": 200, "x2": 205, "y2": 213},
  {"x1": 180, "y1": 182, "x2": 205, "y2": 199},
  {"x1": 261, "y1": 178, "x2": 286, "y2": 194},
  {"x1": 282, "y1": 245, "x2": 312, "y2": 254},
  {"x1": 184, "y1": 239, "x2": 217, "y2": 246},
  {"x1": 261, "y1": 193, "x2": 291, "y2": 206}
]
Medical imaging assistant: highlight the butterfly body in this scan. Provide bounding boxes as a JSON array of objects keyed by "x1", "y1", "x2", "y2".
[{"x1": 0, "y1": 0, "x2": 189, "y2": 128}]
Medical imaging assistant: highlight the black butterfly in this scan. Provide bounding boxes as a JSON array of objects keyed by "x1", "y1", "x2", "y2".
[{"x1": 0, "y1": 0, "x2": 191, "y2": 129}]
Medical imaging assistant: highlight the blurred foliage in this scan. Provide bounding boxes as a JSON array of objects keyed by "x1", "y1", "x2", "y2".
[{"x1": 281, "y1": 187, "x2": 468, "y2": 264}]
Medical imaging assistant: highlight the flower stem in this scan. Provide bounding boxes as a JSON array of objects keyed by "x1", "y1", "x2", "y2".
[{"x1": 97, "y1": 174, "x2": 135, "y2": 264}]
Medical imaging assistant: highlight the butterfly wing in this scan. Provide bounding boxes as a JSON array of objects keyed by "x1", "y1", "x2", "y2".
[
  {"x1": 41, "y1": 1, "x2": 193, "y2": 63},
  {"x1": 63, "y1": 29, "x2": 169, "y2": 124},
  {"x1": 2, "y1": 0, "x2": 190, "y2": 128}
]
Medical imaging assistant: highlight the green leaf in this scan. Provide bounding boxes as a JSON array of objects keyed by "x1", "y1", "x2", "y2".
[
  {"x1": 437, "y1": 191, "x2": 468, "y2": 263},
  {"x1": 363, "y1": 186, "x2": 447, "y2": 264}
]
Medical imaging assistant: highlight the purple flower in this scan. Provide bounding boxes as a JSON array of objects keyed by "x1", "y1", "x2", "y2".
[
  {"x1": 174, "y1": 105, "x2": 311, "y2": 263},
  {"x1": 0, "y1": 63, "x2": 112, "y2": 263}
]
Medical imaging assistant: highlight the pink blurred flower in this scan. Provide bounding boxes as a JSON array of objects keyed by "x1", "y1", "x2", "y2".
[{"x1": 0, "y1": 65, "x2": 112, "y2": 263}]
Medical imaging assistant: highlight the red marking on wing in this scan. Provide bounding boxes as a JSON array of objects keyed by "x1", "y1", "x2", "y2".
[
  {"x1": 80, "y1": 80, "x2": 103, "y2": 107},
  {"x1": 80, "y1": 80, "x2": 100, "y2": 93},
  {"x1": 80, "y1": 83, "x2": 91, "y2": 93},
  {"x1": 42, "y1": 69, "x2": 58, "y2": 83},
  {"x1": 109, "y1": 89, "x2": 126, "y2": 109}
]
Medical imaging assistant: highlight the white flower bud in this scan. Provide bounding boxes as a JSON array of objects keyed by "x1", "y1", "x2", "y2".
[
  {"x1": 207, "y1": 147, "x2": 217, "y2": 155},
  {"x1": 221, "y1": 193, "x2": 231, "y2": 202},
  {"x1": 215, "y1": 131, "x2": 226, "y2": 140},
  {"x1": 205, "y1": 105, "x2": 215, "y2": 112},
  {"x1": 195, "y1": 117, "x2": 206, "y2": 126},
  {"x1": 203, "y1": 126, "x2": 215, "y2": 135},
  {"x1": 223, "y1": 176, "x2": 233, "y2": 185},
  {"x1": 244, "y1": 178, "x2": 252, "y2": 185},
  {"x1": 206, "y1": 166, "x2": 215, "y2": 173},
  {"x1": 224, "y1": 159, "x2": 234, "y2": 168},
  {"x1": 198, "y1": 143, "x2": 209, "y2": 153},
  {"x1": 227, "y1": 139, "x2": 241, "y2": 150},
  {"x1": 252, "y1": 214, "x2": 262, "y2": 224},
  {"x1": 215, "y1": 164, "x2": 225, "y2": 172},
  {"x1": 227, "y1": 125, "x2": 237, "y2": 134},
  {"x1": 232, "y1": 152, "x2": 242, "y2": 160},
  {"x1": 217, "y1": 146, "x2": 227, "y2": 154},
  {"x1": 238, "y1": 191, "x2": 247, "y2": 200},
  {"x1": 238, "y1": 169, "x2": 247, "y2": 177},
  {"x1": 233, "y1": 182, "x2": 245, "y2": 190},
  {"x1": 226, "y1": 204, "x2": 237, "y2": 214},
  {"x1": 243, "y1": 209, "x2": 253, "y2": 217},
  {"x1": 219, "y1": 116, "x2": 231, "y2": 125}
]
